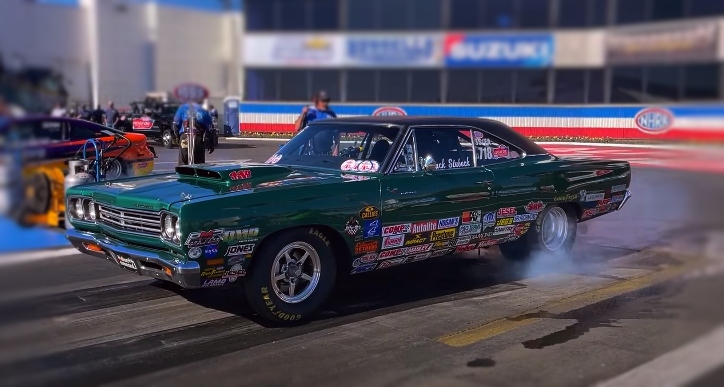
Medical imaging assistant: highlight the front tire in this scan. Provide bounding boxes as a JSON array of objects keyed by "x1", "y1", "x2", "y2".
[
  {"x1": 162, "y1": 129, "x2": 174, "y2": 149},
  {"x1": 499, "y1": 205, "x2": 577, "y2": 262},
  {"x1": 244, "y1": 228, "x2": 337, "y2": 324}
]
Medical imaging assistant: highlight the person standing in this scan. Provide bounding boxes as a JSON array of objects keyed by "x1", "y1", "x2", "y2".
[
  {"x1": 174, "y1": 100, "x2": 215, "y2": 165},
  {"x1": 294, "y1": 91, "x2": 339, "y2": 155},
  {"x1": 90, "y1": 104, "x2": 105, "y2": 125},
  {"x1": 50, "y1": 102, "x2": 66, "y2": 117},
  {"x1": 79, "y1": 104, "x2": 92, "y2": 120},
  {"x1": 104, "y1": 101, "x2": 119, "y2": 128}
]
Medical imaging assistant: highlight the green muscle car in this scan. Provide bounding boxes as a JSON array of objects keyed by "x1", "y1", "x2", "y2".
[{"x1": 65, "y1": 117, "x2": 632, "y2": 323}]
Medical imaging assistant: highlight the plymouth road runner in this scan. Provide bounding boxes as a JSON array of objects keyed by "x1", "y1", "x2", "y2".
[{"x1": 66, "y1": 117, "x2": 631, "y2": 323}]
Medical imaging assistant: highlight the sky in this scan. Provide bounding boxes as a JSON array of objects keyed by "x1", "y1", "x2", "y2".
[{"x1": 37, "y1": 0, "x2": 243, "y2": 12}]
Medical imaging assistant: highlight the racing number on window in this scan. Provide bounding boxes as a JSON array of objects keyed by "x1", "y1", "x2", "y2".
[{"x1": 472, "y1": 130, "x2": 519, "y2": 164}]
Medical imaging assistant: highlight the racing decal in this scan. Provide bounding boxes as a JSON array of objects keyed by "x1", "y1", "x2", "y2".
[
  {"x1": 514, "y1": 213, "x2": 537, "y2": 223},
  {"x1": 309, "y1": 228, "x2": 331, "y2": 246},
  {"x1": 493, "y1": 225, "x2": 515, "y2": 235},
  {"x1": 492, "y1": 145, "x2": 510, "y2": 159},
  {"x1": 223, "y1": 264, "x2": 246, "y2": 282},
  {"x1": 462, "y1": 210, "x2": 482, "y2": 224},
  {"x1": 611, "y1": 194, "x2": 625, "y2": 203},
  {"x1": 456, "y1": 237, "x2": 472, "y2": 246},
  {"x1": 265, "y1": 154, "x2": 282, "y2": 164},
  {"x1": 496, "y1": 218, "x2": 514, "y2": 226},
  {"x1": 611, "y1": 184, "x2": 627, "y2": 193},
  {"x1": 379, "y1": 248, "x2": 406, "y2": 260},
  {"x1": 341, "y1": 160, "x2": 380, "y2": 173},
  {"x1": 223, "y1": 228, "x2": 260, "y2": 244},
  {"x1": 363, "y1": 219, "x2": 381, "y2": 239},
  {"x1": 227, "y1": 256, "x2": 246, "y2": 267},
  {"x1": 351, "y1": 262, "x2": 377, "y2": 274},
  {"x1": 497, "y1": 207, "x2": 516, "y2": 217},
  {"x1": 201, "y1": 266, "x2": 225, "y2": 278},
  {"x1": 482, "y1": 212, "x2": 496, "y2": 228},
  {"x1": 455, "y1": 244, "x2": 477, "y2": 253},
  {"x1": 411, "y1": 220, "x2": 437, "y2": 233},
  {"x1": 226, "y1": 244, "x2": 255, "y2": 256},
  {"x1": 436, "y1": 157, "x2": 472, "y2": 170},
  {"x1": 433, "y1": 239, "x2": 455, "y2": 249},
  {"x1": 132, "y1": 116, "x2": 154, "y2": 130},
  {"x1": 382, "y1": 223, "x2": 411, "y2": 236},
  {"x1": 345, "y1": 217, "x2": 362, "y2": 236},
  {"x1": 261, "y1": 287, "x2": 302, "y2": 321},
  {"x1": 359, "y1": 206, "x2": 380, "y2": 220},
  {"x1": 230, "y1": 182, "x2": 253, "y2": 192},
  {"x1": 478, "y1": 239, "x2": 498, "y2": 248},
  {"x1": 381, "y1": 235, "x2": 404, "y2": 250},
  {"x1": 341, "y1": 159, "x2": 361, "y2": 171},
  {"x1": 584, "y1": 193, "x2": 605, "y2": 202},
  {"x1": 117, "y1": 256, "x2": 138, "y2": 271},
  {"x1": 355, "y1": 240, "x2": 379, "y2": 254},
  {"x1": 430, "y1": 228, "x2": 456, "y2": 241},
  {"x1": 473, "y1": 131, "x2": 491, "y2": 146},
  {"x1": 207, "y1": 258, "x2": 224, "y2": 266},
  {"x1": 358, "y1": 252, "x2": 378, "y2": 264},
  {"x1": 377, "y1": 257, "x2": 406, "y2": 269},
  {"x1": 404, "y1": 253, "x2": 432, "y2": 263},
  {"x1": 459, "y1": 223, "x2": 482, "y2": 236},
  {"x1": 524, "y1": 201, "x2": 544, "y2": 213},
  {"x1": 430, "y1": 249, "x2": 453, "y2": 258},
  {"x1": 405, "y1": 243, "x2": 433, "y2": 255},
  {"x1": 404, "y1": 233, "x2": 428, "y2": 246},
  {"x1": 229, "y1": 170, "x2": 252, "y2": 180},
  {"x1": 513, "y1": 223, "x2": 530, "y2": 237},
  {"x1": 438, "y1": 217, "x2": 460, "y2": 229},
  {"x1": 578, "y1": 190, "x2": 587, "y2": 201},
  {"x1": 188, "y1": 247, "x2": 202, "y2": 259},
  {"x1": 554, "y1": 193, "x2": 578, "y2": 202},
  {"x1": 186, "y1": 229, "x2": 224, "y2": 247},
  {"x1": 203, "y1": 245, "x2": 219, "y2": 258},
  {"x1": 202, "y1": 278, "x2": 227, "y2": 288}
]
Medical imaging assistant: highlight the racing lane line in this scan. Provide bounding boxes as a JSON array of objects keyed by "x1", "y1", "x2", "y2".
[
  {"x1": 0, "y1": 248, "x2": 78, "y2": 267},
  {"x1": 595, "y1": 325, "x2": 724, "y2": 387},
  {"x1": 436, "y1": 257, "x2": 708, "y2": 347}
]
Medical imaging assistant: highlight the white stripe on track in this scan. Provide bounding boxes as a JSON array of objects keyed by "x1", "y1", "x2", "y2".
[{"x1": 0, "y1": 248, "x2": 79, "y2": 267}]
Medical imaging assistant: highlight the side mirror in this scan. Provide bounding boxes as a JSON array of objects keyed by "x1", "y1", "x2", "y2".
[{"x1": 421, "y1": 155, "x2": 437, "y2": 172}]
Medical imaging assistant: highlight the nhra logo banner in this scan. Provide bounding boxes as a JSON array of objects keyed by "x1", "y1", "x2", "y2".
[{"x1": 444, "y1": 34, "x2": 554, "y2": 68}]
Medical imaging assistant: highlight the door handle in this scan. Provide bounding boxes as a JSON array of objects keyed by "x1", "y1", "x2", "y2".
[{"x1": 476, "y1": 180, "x2": 493, "y2": 190}]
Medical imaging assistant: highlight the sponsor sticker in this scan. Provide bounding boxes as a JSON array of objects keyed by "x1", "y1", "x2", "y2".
[
  {"x1": 524, "y1": 201, "x2": 544, "y2": 213},
  {"x1": 201, "y1": 278, "x2": 227, "y2": 288},
  {"x1": 363, "y1": 219, "x2": 381, "y2": 239},
  {"x1": 497, "y1": 207, "x2": 516, "y2": 217},
  {"x1": 229, "y1": 170, "x2": 252, "y2": 180},
  {"x1": 230, "y1": 182, "x2": 252, "y2": 192},
  {"x1": 355, "y1": 240, "x2": 379, "y2": 254},
  {"x1": 381, "y1": 235, "x2": 405, "y2": 250},
  {"x1": 554, "y1": 193, "x2": 579, "y2": 202},
  {"x1": 436, "y1": 157, "x2": 472, "y2": 170},
  {"x1": 226, "y1": 244, "x2": 255, "y2": 256},
  {"x1": 411, "y1": 220, "x2": 437, "y2": 233},
  {"x1": 483, "y1": 212, "x2": 496, "y2": 228},
  {"x1": 227, "y1": 256, "x2": 246, "y2": 266},
  {"x1": 438, "y1": 217, "x2": 460, "y2": 229},
  {"x1": 582, "y1": 208, "x2": 599, "y2": 219},
  {"x1": 462, "y1": 210, "x2": 482, "y2": 224},
  {"x1": 377, "y1": 257, "x2": 406, "y2": 269},
  {"x1": 455, "y1": 244, "x2": 477, "y2": 253},
  {"x1": 611, "y1": 194, "x2": 625, "y2": 204},
  {"x1": 584, "y1": 193, "x2": 606, "y2": 202},
  {"x1": 201, "y1": 266, "x2": 225, "y2": 278},
  {"x1": 635, "y1": 107, "x2": 674, "y2": 134},
  {"x1": 359, "y1": 206, "x2": 380, "y2": 220},
  {"x1": 382, "y1": 223, "x2": 411, "y2": 236},
  {"x1": 513, "y1": 223, "x2": 530, "y2": 237},
  {"x1": 379, "y1": 248, "x2": 406, "y2": 260},
  {"x1": 430, "y1": 228, "x2": 456, "y2": 241},
  {"x1": 405, "y1": 253, "x2": 432, "y2": 263},
  {"x1": 459, "y1": 223, "x2": 482, "y2": 236},
  {"x1": 611, "y1": 184, "x2": 627, "y2": 193},
  {"x1": 514, "y1": 213, "x2": 537, "y2": 223},
  {"x1": 188, "y1": 247, "x2": 202, "y2": 259},
  {"x1": 405, "y1": 243, "x2": 433, "y2": 255},
  {"x1": 185, "y1": 229, "x2": 224, "y2": 247},
  {"x1": 404, "y1": 234, "x2": 428, "y2": 246},
  {"x1": 345, "y1": 217, "x2": 361, "y2": 236},
  {"x1": 478, "y1": 239, "x2": 498, "y2": 248},
  {"x1": 223, "y1": 228, "x2": 259, "y2": 244},
  {"x1": 117, "y1": 255, "x2": 137, "y2": 271},
  {"x1": 494, "y1": 225, "x2": 515, "y2": 235},
  {"x1": 456, "y1": 237, "x2": 472, "y2": 246},
  {"x1": 430, "y1": 249, "x2": 452, "y2": 258},
  {"x1": 351, "y1": 262, "x2": 377, "y2": 274},
  {"x1": 223, "y1": 264, "x2": 246, "y2": 282},
  {"x1": 203, "y1": 245, "x2": 219, "y2": 258},
  {"x1": 433, "y1": 240, "x2": 455, "y2": 248},
  {"x1": 496, "y1": 218, "x2": 514, "y2": 226},
  {"x1": 359, "y1": 252, "x2": 378, "y2": 264},
  {"x1": 265, "y1": 154, "x2": 282, "y2": 164}
]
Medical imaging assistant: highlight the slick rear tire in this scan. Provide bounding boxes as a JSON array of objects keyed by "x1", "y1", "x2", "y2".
[
  {"x1": 499, "y1": 205, "x2": 577, "y2": 262},
  {"x1": 24, "y1": 173, "x2": 51, "y2": 215},
  {"x1": 244, "y1": 227, "x2": 337, "y2": 324}
]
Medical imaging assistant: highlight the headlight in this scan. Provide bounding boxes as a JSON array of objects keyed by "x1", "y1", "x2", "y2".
[
  {"x1": 161, "y1": 213, "x2": 180, "y2": 243},
  {"x1": 74, "y1": 199, "x2": 85, "y2": 219},
  {"x1": 164, "y1": 215, "x2": 174, "y2": 237},
  {"x1": 86, "y1": 199, "x2": 97, "y2": 220},
  {"x1": 173, "y1": 221, "x2": 181, "y2": 243}
]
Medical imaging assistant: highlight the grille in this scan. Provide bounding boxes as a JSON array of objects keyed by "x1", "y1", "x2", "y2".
[{"x1": 98, "y1": 205, "x2": 161, "y2": 235}]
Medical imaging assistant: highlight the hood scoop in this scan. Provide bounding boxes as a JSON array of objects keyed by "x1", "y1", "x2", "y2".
[{"x1": 174, "y1": 163, "x2": 293, "y2": 183}]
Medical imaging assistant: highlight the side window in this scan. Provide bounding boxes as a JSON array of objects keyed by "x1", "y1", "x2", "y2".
[
  {"x1": 414, "y1": 128, "x2": 474, "y2": 171},
  {"x1": 365, "y1": 133, "x2": 394, "y2": 163},
  {"x1": 471, "y1": 130, "x2": 522, "y2": 165},
  {"x1": 40, "y1": 121, "x2": 64, "y2": 141},
  {"x1": 69, "y1": 123, "x2": 101, "y2": 141},
  {"x1": 391, "y1": 133, "x2": 417, "y2": 173}
]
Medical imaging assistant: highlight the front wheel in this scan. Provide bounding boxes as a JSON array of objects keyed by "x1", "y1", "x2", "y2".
[
  {"x1": 499, "y1": 205, "x2": 577, "y2": 262},
  {"x1": 244, "y1": 228, "x2": 337, "y2": 324},
  {"x1": 162, "y1": 129, "x2": 174, "y2": 149}
]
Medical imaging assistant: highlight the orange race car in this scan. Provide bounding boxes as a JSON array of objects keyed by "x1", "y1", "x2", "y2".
[{"x1": 2, "y1": 117, "x2": 156, "y2": 227}]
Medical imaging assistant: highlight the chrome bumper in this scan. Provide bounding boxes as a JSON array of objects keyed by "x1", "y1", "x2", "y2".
[
  {"x1": 66, "y1": 229, "x2": 201, "y2": 289},
  {"x1": 616, "y1": 190, "x2": 632, "y2": 211}
]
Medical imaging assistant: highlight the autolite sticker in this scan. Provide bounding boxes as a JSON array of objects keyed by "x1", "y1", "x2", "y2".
[
  {"x1": 382, "y1": 223, "x2": 411, "y2": 236},
  {"x1": 411, "y1": 220, "x2": 437, "y2": 233}
]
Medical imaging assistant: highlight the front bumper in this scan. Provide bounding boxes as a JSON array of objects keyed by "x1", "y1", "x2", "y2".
[
  {"x1": 66, "y1": 229, "x2": 200, "y2": 288},
  {"x1": 616, "y1": 190, "x2": 632, "y2": 211}
]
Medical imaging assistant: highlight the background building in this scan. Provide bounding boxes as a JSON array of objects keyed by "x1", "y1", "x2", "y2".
[{"x1": 241, "y1": 0, "x2": 724, "y2": 104}]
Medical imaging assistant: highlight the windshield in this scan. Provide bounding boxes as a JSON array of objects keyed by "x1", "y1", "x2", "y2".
[{"x1": 266, "y1": 124, "x2": 402, "y2": 172}]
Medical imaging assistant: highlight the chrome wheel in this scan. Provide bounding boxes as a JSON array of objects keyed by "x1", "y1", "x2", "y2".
[
  {"x1": 162, "y1": 131, "x2": 172, "y2": 148},
  {"x1": 271, "y1": 242, "x2": 321, "y2": 304},
  {"x1": 541, "y1": 207, "x2": 569, "y2": 251},
  {"x1": 104, "y1": 159, "x2": 123, "y2": 180}
]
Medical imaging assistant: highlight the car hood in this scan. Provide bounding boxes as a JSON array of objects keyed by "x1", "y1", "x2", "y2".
[{"x1": 84, "y1": 162, "x2": 377, "y2": 211}]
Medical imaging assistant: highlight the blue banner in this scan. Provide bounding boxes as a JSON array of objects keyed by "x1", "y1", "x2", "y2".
[
  {"x1": 346, "y1": 35, "x2": 440, "y2": 67},
  {"x1": 444, "y1": 34, "x2": 554, "y2": 68}
]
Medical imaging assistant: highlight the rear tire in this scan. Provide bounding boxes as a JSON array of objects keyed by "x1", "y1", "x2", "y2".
[
  {"x1": 162, "y1": 129, "x2": 174, "y2": 149},
  {"x1": 244, "y1": 228, "x2": 337, "y2": 324},
  {"x1": 499, "y1": 205, "x2": 577, "y2": 262},
  {"x1": 24, "y1": 173, "x2": 51, "y2": 215}
]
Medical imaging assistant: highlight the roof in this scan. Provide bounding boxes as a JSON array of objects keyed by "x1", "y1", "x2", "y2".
[{"x1": 310, "y1": 116, "x2": 548, "y2": 155}]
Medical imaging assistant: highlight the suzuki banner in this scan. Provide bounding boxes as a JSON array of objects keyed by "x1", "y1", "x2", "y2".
[
  {"x1": 345, "y1": 34, "x2": 442, "y2": 67},
  {"x1": 444, "y1": 34, "x2": 554, "y2": 68},
  {"x1": 242, "y1": 34, "x2": 345, "y2": 67}
]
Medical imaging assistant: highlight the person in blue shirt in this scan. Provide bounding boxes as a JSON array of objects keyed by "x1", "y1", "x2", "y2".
[
  {"x1": 294, "y1": 91, "x2": 339, "y2": 155},
  {"x1": 174, "y1": 100, "x2": 215, "y2": 165}
]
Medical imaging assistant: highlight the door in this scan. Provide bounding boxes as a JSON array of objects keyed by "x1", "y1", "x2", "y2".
[
  {"x1": 378, "y1": 127, "x2": 498, "y2": 264},
  {"x1": 224, "y1": 98, "x2": 240, "y2": 137}
]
